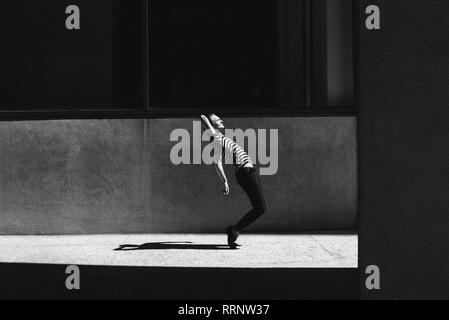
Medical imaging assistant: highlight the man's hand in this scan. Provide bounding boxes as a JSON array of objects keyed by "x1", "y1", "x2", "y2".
[
  {"x1": 201, "y1": 115, "x2": 209, "y2": 123},
  {"x1": 201, "y1": 115, "x2": 212, "y2": 128},
  {"x1": 223, "y1": 182, "x2": 230, "y2": 195}
]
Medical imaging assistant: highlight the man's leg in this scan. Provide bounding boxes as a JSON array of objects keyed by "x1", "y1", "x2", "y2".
[{"x1": 234, "y1": 169, "x2": 267, "y2": 232}]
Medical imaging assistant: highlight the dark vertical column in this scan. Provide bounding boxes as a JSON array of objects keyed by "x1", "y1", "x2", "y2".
[
  {"x1": 277, "y1": 0, "x2": 306, "y2": 108},
  {"x1": 304, "y1": 0, "x2": 312, "y2": 107},
  {"x1": 287, "y1": 0, "x2": 306, "y2": 107},
  {"x1": 113, "y1": 0, "x2": 145, "y2": 109},
  {"x1": 311, "y1": 0, "x2": 328, "y2": 107},
  {"x1": 327, "y1": 0, "x2": 353, "y2": 106},
  {"x1": 359, "y1": 0, "x2": 449, "y2": 299},
  {"x1": 144, "y1": 0, "x2": 150, "y2": 110},
  {"x1": 0, "y1": 0, "x2": 3, "y2": 35}
]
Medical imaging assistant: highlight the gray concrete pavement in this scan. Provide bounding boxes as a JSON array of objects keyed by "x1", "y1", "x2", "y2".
[{"x1": 0, "y1": 234, "x2": 357, "y2": 268}]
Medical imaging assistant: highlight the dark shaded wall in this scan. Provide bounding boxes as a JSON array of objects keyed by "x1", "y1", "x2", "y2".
[
  {"x1": 0, "y1": 117, "x2": 356, "y2": 234},
  {"x1": 359, "y1": 0, "x2": 449, "y2": 299}
]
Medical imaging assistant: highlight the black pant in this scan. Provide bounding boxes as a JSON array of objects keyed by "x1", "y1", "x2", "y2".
[{"x1": 234, "y1": 167, "x2": 267, "y2": 232}]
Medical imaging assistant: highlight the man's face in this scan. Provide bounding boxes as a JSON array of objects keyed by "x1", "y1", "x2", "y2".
[{"x1": 210, "y1": 114, "x2": 225, "y2": 129}]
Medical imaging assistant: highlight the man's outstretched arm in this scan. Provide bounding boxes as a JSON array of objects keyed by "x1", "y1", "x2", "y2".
[
  {"x1": 215, "y1": 158, "x2": 230, "y2": 195},
  {"x1": 201, "y1": 115, "x2": 229, "y2": 195}
]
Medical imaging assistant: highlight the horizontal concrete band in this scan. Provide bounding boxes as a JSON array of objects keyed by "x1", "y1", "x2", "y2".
[{"x1": 0, "y1": 117, "x2": 357, "y2": 234}]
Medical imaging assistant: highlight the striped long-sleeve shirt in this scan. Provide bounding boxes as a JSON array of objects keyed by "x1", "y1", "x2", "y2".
[{"x1": 212, "y1": 132, "x2": 253, "y2": 171}]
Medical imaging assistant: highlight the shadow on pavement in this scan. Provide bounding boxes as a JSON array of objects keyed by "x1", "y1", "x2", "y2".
[{"x1": 114, "y1": 242, "x2": 237, "y2": 251}]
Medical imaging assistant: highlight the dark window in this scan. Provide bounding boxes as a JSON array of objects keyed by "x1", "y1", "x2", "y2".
[
  {"x1": 0, "y1": 0, "x2": 144, "y2": 111},
  {"x1": 149, "y1": 0, "x2": 283, "y2": 110},
  {"x1": 149, "y1": 0, "x2": 354, "y2": 115},
  {"x1": 0, "y1": 0, "x2": 354, "y2": 119}
]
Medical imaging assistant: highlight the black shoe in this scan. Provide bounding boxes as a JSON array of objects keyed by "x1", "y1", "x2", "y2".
[{"x1": 226, "y1": 226, "x2": 239, "y2": 248}]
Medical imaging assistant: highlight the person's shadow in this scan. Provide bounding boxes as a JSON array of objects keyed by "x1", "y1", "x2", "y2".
[{"x1": 114, "y1": 241, "x2": 239, "y2": 251}]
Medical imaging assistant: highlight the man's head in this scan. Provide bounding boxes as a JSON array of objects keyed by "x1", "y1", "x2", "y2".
[{"x1": 208, "y1": 114, "x2": 225, "y2": 129}]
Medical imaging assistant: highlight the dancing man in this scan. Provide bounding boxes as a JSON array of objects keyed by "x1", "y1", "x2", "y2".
[{"x1": 201, "y1": 114, "x2": 267, "y2": 248}]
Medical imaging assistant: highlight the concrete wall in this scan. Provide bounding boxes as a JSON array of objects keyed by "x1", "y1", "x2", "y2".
[{"x1": 0, "y1": 117, "x2": 357, "y2": 234}]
